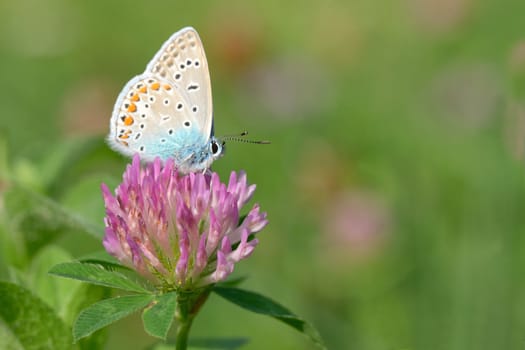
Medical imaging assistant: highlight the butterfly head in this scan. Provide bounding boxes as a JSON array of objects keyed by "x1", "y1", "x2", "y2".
[{"x1": 209, "y1": 136, "x2": 225, "y2": 161}]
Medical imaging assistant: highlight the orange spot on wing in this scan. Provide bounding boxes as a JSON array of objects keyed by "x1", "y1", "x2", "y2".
[
  {"x1": 130, "y1": 94, "x2": 139, "y2": 102},
  {"x1": 124, "y1": 116, "x2": 134, "y2": 126},
  {"x1": 119, "y1": 129, "x2": 132, "y2": 139},
  {"x1": 139, "y1": 86, "x2": 147, "y2": 94},
  {"x1": 163, "y1": 84, "x2": 172, "y2": 91},
  {"x1": 151, "y1": 82, "x2": 160, "y2": 90},
  {"x1": 128, "y1": 103, "x2": 137, "y2": 112}
]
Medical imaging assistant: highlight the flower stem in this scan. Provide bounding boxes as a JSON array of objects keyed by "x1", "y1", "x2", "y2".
[
  {"x1": 175, "y1": 295, "x2": 193, "y2": 350},
  {"x1": 175, "y1": 317, "x2": 193, "y2": 350},
  {"x1": 175, "y1": 288, "x2": 211, "y2": 350}
]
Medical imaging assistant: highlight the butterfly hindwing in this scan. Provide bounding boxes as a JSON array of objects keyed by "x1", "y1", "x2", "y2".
[{"x1": 108, "y1": 75, "x2": 208, "y2": 162}]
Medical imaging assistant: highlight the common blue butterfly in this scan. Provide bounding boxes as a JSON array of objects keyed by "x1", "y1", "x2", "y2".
[{"x1": 108, "y1": 27, "x2": 224, "y2": 173}]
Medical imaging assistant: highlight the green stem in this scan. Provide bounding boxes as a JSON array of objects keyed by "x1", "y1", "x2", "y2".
[
  {"x1": 175, "y1": 287, "x2": 211, "y2": 350},
  {"x1": 175, "y1": 317, "x2": 193, "y2": 350}
]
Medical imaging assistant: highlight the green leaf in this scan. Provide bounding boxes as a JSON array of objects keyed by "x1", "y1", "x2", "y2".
[
  {"x1": 0, "y1": 220, "x2": 25, "y2": 274},
  {"x1": 142, "y1": 292, "x2": 177, "y2": 339},
  {"x1": 58, "y1": 175, "x2": 108, "y2": 233},
  {"x1": 49, "y1": 261, "x2": 149, "y2": 293},
  {"x1": 39, "y1": 138, "x2": 101, "y2": 193},
  {"x1": 4, "y1": 184, "x2": 103, "y2": 255},
  {"x1": 216, "y1": 276, "x2": 247, "y2": 287},
  {"x1": 213, "y1": 286, "x2": 326, "y2": 350},
  {"x1": 0, "y1": 281, "x2": 73, "y2": 350},
  {"x1": 73, "y1": 294, "x2": 154, "y2": 341},
  {"x1": 67, "y1": 284, "x2": 110, "y2": 350},
  {"x1": 42, "y1": 137, "x2": 122, "y2": 196},
  {"x1": 6, "y1": 266, "x2": 28, "y2": 288},
  {"x1": 78, "y1": 250, "x2": 119, "y2": 263},
  {"x1": 27, "y1": 247, "x2": 112, "y2": 348},
  {"x1": 77, "y1": 251, "x2": 131, "y2": 271},
  {"x1": 27, "y1": 245, "x2": 81, "y2": 319}
]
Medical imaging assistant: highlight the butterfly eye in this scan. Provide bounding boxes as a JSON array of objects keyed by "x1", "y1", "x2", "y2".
[{"x1": 211, "y1": 141, "x2": 220, "y2": 155}]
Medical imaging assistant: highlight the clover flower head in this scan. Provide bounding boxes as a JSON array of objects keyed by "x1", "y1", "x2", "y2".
[{"x1": 101, "y1": 155, "x2": 268, "y2": 289}]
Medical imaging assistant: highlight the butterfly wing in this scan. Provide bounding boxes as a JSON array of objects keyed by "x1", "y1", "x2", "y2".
[
  {"x1": 146, "y1": 27, "x2": 213, "y2": 138},
  {"x1": 108, "y1": 27, "x2": 214, "y2": 164}
]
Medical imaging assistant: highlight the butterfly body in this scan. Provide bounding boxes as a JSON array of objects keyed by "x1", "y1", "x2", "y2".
[{"x1": 108, "y1": 27, "x2": 223, "y2": 172}]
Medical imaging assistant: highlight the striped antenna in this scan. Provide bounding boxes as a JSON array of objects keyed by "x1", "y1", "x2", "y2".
[{"x1": 221, "y1": 131, "x2": 270, "y2": 144}]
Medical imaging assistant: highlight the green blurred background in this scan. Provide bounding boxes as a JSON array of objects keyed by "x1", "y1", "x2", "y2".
[{"x1": 2, "y1": 0, "x2": 525, "y2": 349}]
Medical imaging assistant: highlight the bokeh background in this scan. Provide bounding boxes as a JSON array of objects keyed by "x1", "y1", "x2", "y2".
[{"x1": 2, "y1": 0, "x2": 525, "y2": 349}]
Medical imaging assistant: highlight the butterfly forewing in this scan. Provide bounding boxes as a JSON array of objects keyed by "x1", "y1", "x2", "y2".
[{"x1": 146, "y1": 27, "x2": 213, "y2": 138}]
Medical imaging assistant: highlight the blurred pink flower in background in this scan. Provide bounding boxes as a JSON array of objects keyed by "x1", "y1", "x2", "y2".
[
  {"x1": 509, "y1": 40, "x2": 525, "y2": 72},
  {"x1": 101, "y1": 155, "x2": 268, "y2": 289},
  {"x1": 295, "y1": 139, "x2": 347, "y2": 210},
  {"x1": 319, "y1": 190, "x2": 391, "y2": 264},
  {"x1": 294, "y1": 139, "x2": 391, "y2": 264},
  {"x1": 409, "y1": 0, "x2": 472, "y2": 35},
  {"x1": 505, "y1": 40, "x2": 525, "y2": 160},
  {"x1": 427, "y1": 64, "x2": 502, "y2": 129},
  {"x1": 205, "y1": 7, "x2": 264, "y2": 77}
]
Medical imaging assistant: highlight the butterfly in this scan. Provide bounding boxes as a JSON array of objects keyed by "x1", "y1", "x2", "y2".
[{"x1": 107, "y1": 27, "x2": 224, "y2": 173}]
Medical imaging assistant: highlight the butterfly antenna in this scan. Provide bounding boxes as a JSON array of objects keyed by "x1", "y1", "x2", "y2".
[{"x1": 221, "y1": 131, "x2": 270, "y2": 144}]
